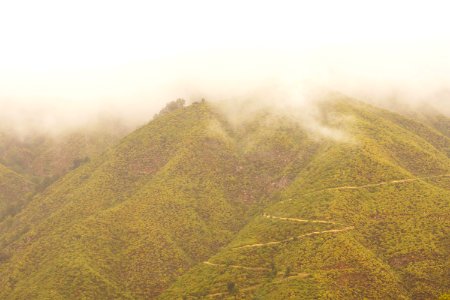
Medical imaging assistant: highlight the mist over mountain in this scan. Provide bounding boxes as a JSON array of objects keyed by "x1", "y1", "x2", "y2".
[
  {"x1": 1, "y1": 1, "x2": 450, "y2": 299},
  {"x1": 1, "y1": 1, "x2": 449, "y2": 135},
  {"x1": 0, "y1": 98, "x2": 449, "y2": 299}
]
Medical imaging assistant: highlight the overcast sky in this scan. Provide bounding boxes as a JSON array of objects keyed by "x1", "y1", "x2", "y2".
[{"x1": 0, "y1": 0, "x2": 449, "y2": 132}]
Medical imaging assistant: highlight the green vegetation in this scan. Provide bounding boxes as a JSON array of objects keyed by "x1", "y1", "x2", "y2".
[
  {"x1": 160, "y1": 98, "x2": 450, "y2": 299},
  {"x1": 0, "y1": 97, "x2": 449, "y2": 299},
  {"x1": 0, "y1": 163, "x2": 34, "y2": 222},
  {"x1": 0, "y1": 120, "x2": 128, "y2": 179},
  {"x1": 0, "y1": 120, "x2": 128, "y2": 221}
]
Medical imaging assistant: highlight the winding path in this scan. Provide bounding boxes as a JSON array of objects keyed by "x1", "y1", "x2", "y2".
[
  {"x1": 233, "y1": 224, "x2": 354, "y2": 250},
  {"x1": 203, "y1": 261, "x2": 270, "y2": 271},
  {"x1": 202, "y1": 272, "x2": 311, "y2": 298},
  {"x1": 199, "y1": 207, "x2": 366, "y2": 298},
  {"x1": 198, "y1": 173, "x2": 449, "y2": 298},
  {"x1": 262, "y1": 213, "x2": 338, "y2": 224},
  {"x1": 279, "y1": 173, "x2": 450, "y2": 204}
]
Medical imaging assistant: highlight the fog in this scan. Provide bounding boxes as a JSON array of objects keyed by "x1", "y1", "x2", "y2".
[{"x1": 0, "y1": 0, "x2": 449, "y2": 135}]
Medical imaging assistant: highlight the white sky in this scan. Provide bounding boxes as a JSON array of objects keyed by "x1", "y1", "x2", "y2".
[{"x1": 0, "y1": 0, "x2": 449, "y2": 131}]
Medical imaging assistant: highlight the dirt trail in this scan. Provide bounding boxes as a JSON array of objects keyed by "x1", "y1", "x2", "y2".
[
  {"x1": 233, "y1": 226, "x2": 354, "y2": 250},
  {"x1": 195, "y1": 174, "x2": 450, "y2": 298},
  {"x1": 280, "y1": 174, "x2": 450, "y2": 204},
  {"x1": 326, "y1": 178, "x2": 417, "y2": 191},
  {"x1": 317, "y1": 174, "x2": 449, "y2": 192},
  {"x1": 203, "y1": 273, "x2": 311, "y2": 298},
  {"x1": 200, "y1": 211, "x2": 354, "y2": 297},
  {"x1": 203, "y1": 261, "x2": 271, "y2": 271},
  {"x1": 233, "y1": 213, "x2": 353, "y2": 250},
  {"x1": 263, "y1": 214, "x2": 337, "y2": 224}
]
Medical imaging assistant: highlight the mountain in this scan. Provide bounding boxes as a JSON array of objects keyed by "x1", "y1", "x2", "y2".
[
  {"x1": 0, "y1": 120, "x2": 129, "y2": 222},
  {"x1": 0, "y1": 98, "x2": 449, "y2": 299},
  {"x1": 162, "y1": 100, "x2": 450, "y2": 299},
  {"x1": 0, "y1": 119, "x2": 129, "y2": 180}
]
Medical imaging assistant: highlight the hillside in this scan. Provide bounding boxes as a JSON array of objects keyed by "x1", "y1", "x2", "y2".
[
  {"x1": 0, "y1": 120, "x2": 128, "y2": 221},
  {"x1": 419, "y1": 113, "x2": 450, "y2": 139},
  {"x1": 0, "y1": 98, "x2": 449, "y2": 299},
  {"x1": 0, "y1": 100, "x2": 315, "y2": 299},
  {"x1": 0, "y1": 119, "x2": 129, "y2": 180},
  {"x1": 160, "y1": 99, "x2": 450, "y2": 299},
  {"x1": 0, "y1": 163, "x2": 34, "y2": 222}
]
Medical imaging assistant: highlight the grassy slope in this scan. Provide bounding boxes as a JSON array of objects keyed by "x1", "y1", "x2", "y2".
[
  {"x1": 0, "y1": 163, "x2": 35, "y2": 222},
  {"x1": 0, "y1": 121, "x2": 129, "y2": 230},
  {"x1": 160, "y1": 99, "x2": 450, "y2": 299},
  {"x1": 1, "y1": 99, "x2": 449, "y2": 299},
  {"x1": 418, "y1": 113, "x2": 450, "y2": 139},
  {"x1": 0, "y1": 102, "x2": 319, "y2": 299},
  {"x1": 0, "y1": 121, "x2": 128, "y2": 179}
]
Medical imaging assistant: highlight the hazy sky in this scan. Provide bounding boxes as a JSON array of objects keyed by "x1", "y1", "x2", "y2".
[{"x1": 1, "y1": 0, "x2": 449, "y2": 132}]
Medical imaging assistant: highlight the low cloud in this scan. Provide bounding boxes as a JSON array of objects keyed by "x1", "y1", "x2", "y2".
[
  {"x1": 1, "y1": 43, "x2": 449, "y2": 137},
  {"x1": 0, "y1": 2, "x2": 449, "y2": 136}
]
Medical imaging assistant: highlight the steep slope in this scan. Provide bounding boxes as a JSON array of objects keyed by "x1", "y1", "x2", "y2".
[
  {"x1": 419, "y1": 113, "x2": 450, "y2": 139},
  {"x1": 0, "y1": 163, "x2": 34, "y2": 221},
  {"x1": 1, "y1": 98, "x2": 449, "y2": 299},
  {"x1": 0, "y1": 119, "x2": 129, "y2": 181},
  {"x1": 0, "y1": 101, "x2": 319, "y2": 299},
  {"x1": 160, "y1": 99, "x2": 450, "y2": 299},
  {"x1": 0, "y1": 120, "x2": 128, "y2": 222}
]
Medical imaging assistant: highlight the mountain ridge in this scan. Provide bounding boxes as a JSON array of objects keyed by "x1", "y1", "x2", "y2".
[{"x1": 0, "y1": 98, "x2": 449, "y2": 299}]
